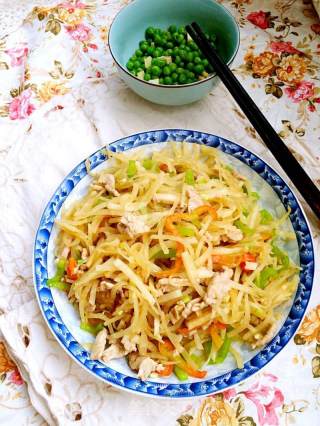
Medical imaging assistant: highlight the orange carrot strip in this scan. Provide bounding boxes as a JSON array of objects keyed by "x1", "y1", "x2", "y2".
[
  {"x1": 159, "y1": 163, "x2": 169, "y2": 172},
  {"x1": 177, "y1": 327, "x2": 190, "y2": 336},
  {"x1": 240, "y1": 253, "x2": 257, "y2": 272},
  {"x1": 67, "y1": 258, "x2": 77, "y2": 280},
  {"x1": 178, "y1": 361, "x2": 207, "y2": 379},
  {"x1": 165, "y1": 213, "x2": 191, "y2": 235},
  {"x1": 212, "y1": 254, "x2": 241, "y2": 268},
  {"x1": 158, "y1": 339, "x2": 175, "y2": 359},
  {"x1": 193, "y1": 205, "x2": 217, "y2": 220},
  {"x1": 154, "y1": 257, "x2": 182, "y2": 278},
  {"x1": 213, "y1": 320, "x2": 227, "y2": 330},
  {"x1": 210, "y1": 325, "x2": 224, "y2": 350},
  {"x1": 158, "y1": 364, "x2": 173, "y2": 377}
]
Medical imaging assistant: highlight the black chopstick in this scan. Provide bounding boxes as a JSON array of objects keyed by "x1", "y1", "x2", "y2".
[{"x1": 186, "y1": 22, "x2": 320, "y2": 221}]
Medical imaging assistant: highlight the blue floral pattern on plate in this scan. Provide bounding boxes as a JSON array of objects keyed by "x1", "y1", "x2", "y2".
[{"x1": 33, "y1": 129, "x2": 314, "y2": 398}]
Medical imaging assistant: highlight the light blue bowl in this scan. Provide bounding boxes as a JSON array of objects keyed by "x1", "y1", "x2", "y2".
[{"x1": 109, "y1": 0, "x2": 240, "y2": 105}]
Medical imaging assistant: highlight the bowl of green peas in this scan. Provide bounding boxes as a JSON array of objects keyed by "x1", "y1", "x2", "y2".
[{"x1": 108, "y1": 0, "x2": 239, "y2": 106}]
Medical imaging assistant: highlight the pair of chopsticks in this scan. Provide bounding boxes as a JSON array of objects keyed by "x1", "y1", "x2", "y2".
[{"x1": 186, "y1": 22, "x2": 320, "y2": 221}]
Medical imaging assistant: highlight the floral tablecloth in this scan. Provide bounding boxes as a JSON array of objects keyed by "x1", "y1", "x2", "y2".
[{"x1": 0, "y1": 0, "x2": 319, "y2": 425}]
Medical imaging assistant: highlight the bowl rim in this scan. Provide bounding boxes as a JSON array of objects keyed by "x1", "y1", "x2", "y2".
[
  {"x1": 108, "y1": 0, "x2": 240, "y2": 89},
  {"x1": 33, "y1": 129, "x2": 315, "y2": 399}
]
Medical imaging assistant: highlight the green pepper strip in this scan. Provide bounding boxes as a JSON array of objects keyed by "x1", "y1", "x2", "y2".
[
  {"x1": 260, "y1": 209, "x2": 273, "y2": 225},
  {"x1": 48, "y1": 280, "x2": 69, "y2": 291},
  {"x1": 177, "y1": 225, "x2": 195, "y2": 237},
  {"x1": 80, "y1": 322, "x2": 104, "y2": 335},
  {"x1": 190, "y1": 353, "x2": 206, "y2": 369},
  {"x1": 203, "y1": 340, "x2": 212, "y2": 358},
  {"x1": 151, "y1": 248, "x2": 176, "y2": 260},
  {"x1": 47, "y1": 259, "x2": 68, "y2": 290},
  {"x1": 143, "y1": 159, "x2": 154, "y2": 170},
  {"x1": 203, "y1": 340, "x2": 216, "y2": 365},
  {"x1": 127, "y1": 160, "x2": 137, "y2": 177},
  {"x1": 234, "y1": 220, "x2": 254, "y2": 237},
  {"x1": 250, "y1": 191, "x2": 260, "y2": 200},
  {"x1": 185, "y1": 169, "x2": 195, "y2": 185},
  {"x1": 173, "y1": 366, "x2": 189, "y2": 381},
  {"x1": 213, "y1": 336, "x2": 232, "y2": 364},
  {"x1": 254, "y1": 266, "x2": 277, "y2": 289},
  {"x1": 271, "y1": 242, "x2": 289, "y2": 268},
  {"x1": 181, "y1": 294, "x2": 191, "y2": 304}
]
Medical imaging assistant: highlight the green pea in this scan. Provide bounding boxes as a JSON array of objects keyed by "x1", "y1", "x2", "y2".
[
  {"x1": 179, "y1": 49, "x2": 187, "y2": 60},
  {"x1": 187, "y1": 71, "x2": 195, "y2": 79},
  {"x1": 163, "y1": 65, "x2": 171, "y2": 76},
  {"x1": 166, "y1": 41, "x2": 174, "y2": 49},
  {"x1": 173, "y1": 47, "x2": 180, "y2": 56},
  {"x1": 169, "y1": 63, "x2": 177, "y2": 72},
  {"x1": 154, "y1": 34, "x2": 162, "y2": 46},
  {"x1": 151, "y1": 65, "x2": 161, "y2": 77},
  {"x1": 152, "y1": 58, "x2": 166, "y2": 68},
  {"x1": 189, "y1": 41, "x2": 198, "y2": 51},
  {"x1": 185, "y1": 46, "x2": 191, "y2": 52},
  {"x1": 176, "y1": 34, "x2": 185, "y2": 44},
  {"x1": 175, "y1": 55, "x2": 182, "y2": 65},
  {"x1": 131, "y1": 55, "x2": 137, "y2": 61},
  {"x1": 186, "y1": 62, "x2": 194, "y2": 71},
  {"x1": 139, "y1": 41, "x2": 149, "y2": 52},
  {"x1": 169, "y1": 25, "x2": 177, "y2": 34},
  {"x1": 144, "y1": 73, "x2": 151, "y2": 81},
  {"x1": 154, "y1": 47, "x2": 163, "y2": 57},
  {"x1": 135, "y1": 49, "x2": 143, "y2": 57},
  {"x1": 178, "y1": 73, "x2": 187, "y2": 84},
  {"x1": 178, "y1": 25, "x2": 186, "y2": 34},
  {"x1": 133, "y1": 60, "x2": 141, "y2": 69},
  {"x1": 194, "y1": 64, "x2": 204, "y2": 74},
  {"x1": 159, "y1": 77, "x2": 164, "y2": 84},
  {"x1": 171, "y1": 72, "x2": 178, "y2": 83},
  {"x1": 202, "y1": 59, "x2": 209, "y2": 68},
  {"x1": 194, "y1": 56, "x2": 202, "y2": 65},
  {"x1": 126, "y1": 60, "x2": 134, "y2": 71},
  {"x1": 165, "y1": 48, "x2": 173, "y2": 56},
  {"x1": 186, "y1": 52, "x2": 194, "y2": 62},
  {"x1": 145, "y1": 27, "x2": 155, "y2": 39},
  {"x1": 173, "y1": 32, "x2": 179, "y2": 42},
  {"x1": 164, "y1": 76, "x2": 173, "y2": 85},
  {"x1": 186, "y1": 78, "x2": 193, "y2": 84},
  {"x1": 147, "y1": 46, "x2": 155, "y2": 56},
  {"x1": 133, "y1": 67, "x2": 143, "y2": 76},
  {"x1": 177, "y1": 67, "x2": 185, "y2": 75}
]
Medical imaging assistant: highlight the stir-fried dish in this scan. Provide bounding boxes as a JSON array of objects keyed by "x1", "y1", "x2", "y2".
[{"x1": 48, "y1": 143, "x2": 299, "y2": 381}]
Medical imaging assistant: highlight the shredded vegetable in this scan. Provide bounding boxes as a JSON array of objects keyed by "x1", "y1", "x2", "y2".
[{"x1": 48, "y1": 142, "x2": 299, "y2": 380}]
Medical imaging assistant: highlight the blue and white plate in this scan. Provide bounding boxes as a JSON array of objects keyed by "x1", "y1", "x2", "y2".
[{"x1": 34, "y1": 129, "x2": 314, "y2": 398}]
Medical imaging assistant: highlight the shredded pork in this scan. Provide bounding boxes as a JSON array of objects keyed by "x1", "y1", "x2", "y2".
[
  {"x1": 186, "y1": 188, "x2": 203, "y2": 212},
  {"x1": 90, "y1": 328, "x2": 107, "y2": 360},
  {"x1": 120, "y1": 213, "x2": 150, "y2": 237},
  {"x1": 205, "y1": 268, "x2": 236, "y2": 305}
]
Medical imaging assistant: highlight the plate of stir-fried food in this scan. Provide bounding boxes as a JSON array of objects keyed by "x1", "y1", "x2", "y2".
[{"x1": 34, "y1": 129, "x2": 314, "y2": 397}]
